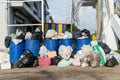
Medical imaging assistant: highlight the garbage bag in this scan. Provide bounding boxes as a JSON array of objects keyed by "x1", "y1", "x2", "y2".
[
  {"x1": 72, "y1": 29, "x2": 82, "y2": 39},
  {"x1": 25, "y1": 32, "x2": 32, "y2": 40},
  {"x1": 72, "y1": 53, "x2": 81, "y2": 66},
  {"x1": 90, "y1": 51, "x2": 100, "y2": 68},
  {"x1": 98, "y1": 41, "x2": 111, "y2": 54},
  {"x1": 38, "y1": 56, "x2": 51, "y2": 67},
  {"x1": 76, "y1": 50, "x2": 90, "y2": 67},
  {"x1": 46, "y1": 29, "x2": 57, "y2": 38},
  {"x1": 57, "y1": 58, "x2": 73, "y2": 67},
  {"x1": 92, "y1": 45, "x2": 106, "y2": 66},
  {"x1": 51, "y1": 56, "x2": 62, "y2": 65},
  {"x1": 62, "y1": 31, "x2": 72, "y2": 39},
  {"x1": 108, "y1": 51, "x2": 120, "y2": 63},
  {"x1": 31, "y1": 32, "x2": 43, "y2": 42},
  {"x1": 47, "y1": 51, "x2": 57, "y2": 58},
  {"x1": 4, "y1": 36, "x2": 11, "y2": 48},
  {"x1": 39, "y1": 45, "x2": 48, "y2": 58},
  {"x1": 81, "y1": 29, "x2": 91, "y2": 38},
  {"x1": 17, "y1": 50, "x2": 35, "y2": 68},
  {"x1": 16, "y1": 28, "x2": 25, "y2": 39},
  {"x1": 59, "y1": 45, "x2": 73, "y2": 60},
  {"x1": 105, "y1": 56, "x2": 119, "y2": 67}
]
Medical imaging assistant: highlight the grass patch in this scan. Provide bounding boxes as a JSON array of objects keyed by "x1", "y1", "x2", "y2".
[{"x1": 116, "y1": 48, "x2": 120, "y2": 53}]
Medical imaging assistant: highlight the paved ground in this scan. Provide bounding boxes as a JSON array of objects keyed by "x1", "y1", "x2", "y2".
[{"x1": 0, "y1": 65, "x2": 120, "y2": 80}]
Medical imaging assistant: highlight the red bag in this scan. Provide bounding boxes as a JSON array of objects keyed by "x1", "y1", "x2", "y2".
[{"x1": 38, "y1": 57, "x2": 51, "y2": 67}]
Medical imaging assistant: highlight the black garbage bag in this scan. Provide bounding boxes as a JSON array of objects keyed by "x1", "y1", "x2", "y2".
[
  {"x1": 82, "y1": 29, "x2": 91, "y2": 37},
  {"x1": 51, "y1": 56, "x2": 62, "y2": 65},
  {"x1": 16, "y1": 33, "x2": 25, "y2": 39},
  {"x1": 17, "y1": 50, "x2": 35, "y2": 68},
  {"x1": 98, "y1": 41, "x2": 111, "y2": 54},
  {"x1": 31, "y1": 32, "x2": 43, "y2": 43},
  {"x1": 105, "y1": 56, "x2": 119, "y2": 67},
  {"x1": 4, "y1": 36, "x2": 11, "y2": 48},
  {"x1": 72, "y1": 29, "x2": 82, "y2": 39}
]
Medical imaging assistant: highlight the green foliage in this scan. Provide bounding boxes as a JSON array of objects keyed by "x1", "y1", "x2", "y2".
[
  {"x1": 116, "y1": 48, "x2": 120, "y2": 54},
  {"x1": 66, "y1": 24, "x2": 78, "y2": 32}
]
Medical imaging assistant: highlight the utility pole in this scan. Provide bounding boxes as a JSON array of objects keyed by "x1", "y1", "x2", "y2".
[{"x1": 96, "y1": 0, "x2": 102, "y2": 40}]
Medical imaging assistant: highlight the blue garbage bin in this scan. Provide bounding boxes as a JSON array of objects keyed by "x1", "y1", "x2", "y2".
[
  {"x1": 60, "y1": 39, "x2": 73, "y2": 47},
  {"x1": 25, "y1": 40, "x2": 40, "y2": 57},
  {"x1": 10, "y1": 39, "x2": 25, "y2": 64},
  {"x1": 76, "y1": 38, "x2": 92, "y2": 51},
  {"x1": 44, "y1": 39, "x2": 59, "y2": 52}
]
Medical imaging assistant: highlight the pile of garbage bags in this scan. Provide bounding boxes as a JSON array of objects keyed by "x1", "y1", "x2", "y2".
[
  {"x1": 2, "y1": 28, "x2": 120, "y2": 69},
  {"x1": 45, "y1": 29, "x2": 72, "y2": 39}
]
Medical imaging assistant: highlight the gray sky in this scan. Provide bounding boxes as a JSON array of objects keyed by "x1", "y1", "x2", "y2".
[{"x1": 47, "y1": 0, "x2": 97, "y2": 33}]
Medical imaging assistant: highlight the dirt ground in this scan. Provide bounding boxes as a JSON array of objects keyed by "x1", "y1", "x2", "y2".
[{"x1": 0, "y1": 65, "x2": 120, "y2": 80}]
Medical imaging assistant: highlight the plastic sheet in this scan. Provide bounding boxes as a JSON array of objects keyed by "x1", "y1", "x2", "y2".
[{"x1": 57, "y1": 58, "x2": 73, "y2": 67}]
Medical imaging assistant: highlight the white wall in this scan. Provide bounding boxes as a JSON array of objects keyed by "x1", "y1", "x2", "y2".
[{"x1": 0, "y1": 1, "x2": 8, "y2": 49}]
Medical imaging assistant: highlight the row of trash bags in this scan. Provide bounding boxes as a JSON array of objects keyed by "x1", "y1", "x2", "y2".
[
  {"x1": 37, "y1": 40, "x2": 120, "y2": 68},
  {"x1": 4, "y1": 28, "x2": 120, "y2": 68},
  {"x1": 14, "y1": 40, "x2": 120, "y2": 68}
]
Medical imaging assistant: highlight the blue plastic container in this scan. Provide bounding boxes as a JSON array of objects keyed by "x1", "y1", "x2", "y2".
[
  {"x1": 76, "y1": 38, "x2": 92, "y2": 51},
  {"x1": 10, "y1": 39, "x2": 25, "y2": 64},
  {"x1": 60, "y1": 39, "x2": 73, "y2": 47},
  {"x1": 25, "y1": 40, "x2": 40, "y2": 57},
  {"x1": 44, "y1": 39, "x2": 59, "y2": 52}
]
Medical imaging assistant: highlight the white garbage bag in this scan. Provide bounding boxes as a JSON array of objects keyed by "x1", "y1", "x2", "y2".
[
  {"x1": 25, "y1": 32, "x2": 32, "y2": 39},
  {"x1": 109, "y1": 51, "x2": 120, "y2": 63},
  {"x1": 72, "y1": 53, "x2": 81, "y2": 66},
  {"x1": 46, "y1": 29, "x2": 57, "y2": 38},
  {"x1": 39, "y1": 45, "x2": 48, "y2": 57},
  {"x1": 57, "y1": 58, "x2": 73, "y2": 67},
  {"x1": 59, "y1": 45, "x2": 73, "y2": 60},
  {"x1": 62, "y1": 31, "x2": 72, "y2": 39}
]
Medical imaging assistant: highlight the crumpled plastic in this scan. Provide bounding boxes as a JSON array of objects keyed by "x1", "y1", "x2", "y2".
[
  {"x1": 38, "y1": 56, "x2": 51, "y2": 67},
  {"x1": 47, "y1": 51, "x2": 57, "y2": 58},
  {"x1": 39, "y1": 45, "x2": 48, "y2": 57},
  {"x1": 72, "y1": 53, "x2": 81, "y2": 66},
  {"x1": 108, "y1": 51, "x2": 120, "y2": 63},
  {"x1": 75, "y1": 45, "x2": 92, "y2": 67},
  {"x1": 25, "y1": 32, "x2": 32, "y2": 40},
  {"x1": 62, "y1": 31, "x2": 72, "y2": 39},
  {"x1": 59, "y1": 45, "x2": 73, "y2": 60},
  {"x1": 57, "y1": 58, "x2": 73, "y2": 67},
  {"x1": 92, "y1": 44, "x2": 106, "y2": 66},
  {"x1": 81, "y1": 45, "x2": 92, "y2": 56},
  {"x1": 46, "y1": 29, "x2": 57, "y2": 38}
]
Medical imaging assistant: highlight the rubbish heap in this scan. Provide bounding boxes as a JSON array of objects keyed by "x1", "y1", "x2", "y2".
[{"x1": 1, "y1": 28, "x2": 120, "y2": 69}]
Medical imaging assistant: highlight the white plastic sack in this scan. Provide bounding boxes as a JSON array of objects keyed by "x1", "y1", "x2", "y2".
[
  {"x1": 0, "y1": 51, "x2": 9, "y2": 64},
  {"x1": 81, "y1": 45, "x2": 92, "y2": 56},
  {"x1": 39, "y1": 45, "x2": 48, "y2": 57},
  {"x1": 57, "y1": 58, "x2": 73, "y2": 67},
  {"x1": 62, "y1": 31, "x2": 72, "y2": 39},
  {"x1": 59, "y1": 45, "x2": 73, "y2": 60},
  {"x1": 1, "y1": 59, "x2": 11, "y2": 69},
  {"x1": 109, "y1": 51, "x2": 120, "y2": 63},
  {"x1": 46, "y1": 29, "x2": 57, "y2": 38},
  {"x1": 25, "y1": 32, "x2": 32, "y2": 40},
  {"x1": 72, "y1": 53, "x2": 81, "y2": 66}
]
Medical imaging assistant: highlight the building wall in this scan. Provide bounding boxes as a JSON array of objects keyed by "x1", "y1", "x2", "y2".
[
  {"x1": 0, "y1": 0, "x2": 8, "y2": 49},
  {"x1": 0, "y1": 0, "x2": 51, "y2": 49}
]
